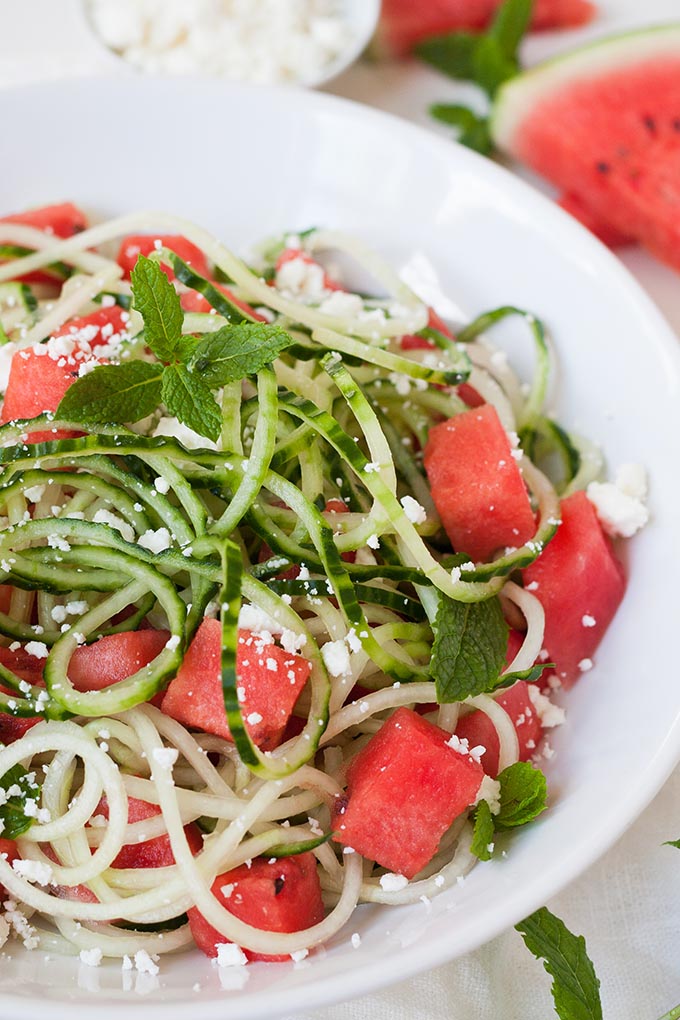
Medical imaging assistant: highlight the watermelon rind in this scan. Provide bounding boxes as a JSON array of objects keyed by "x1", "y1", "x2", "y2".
[{"x1": 491, "y1": 23, "x2": 680, "y2": 153}]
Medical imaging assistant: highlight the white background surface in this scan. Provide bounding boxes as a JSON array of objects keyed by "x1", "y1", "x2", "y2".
[{"x1": 0, "y1": 2, "x2": 679, "y2": 1017}]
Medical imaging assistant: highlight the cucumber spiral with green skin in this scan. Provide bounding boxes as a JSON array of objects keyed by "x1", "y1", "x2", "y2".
[{"x1": 0, "y1": 211, "x2": 571, "y2": 962}]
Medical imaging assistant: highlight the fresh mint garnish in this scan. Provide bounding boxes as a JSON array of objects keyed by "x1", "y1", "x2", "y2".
[
  {"x1": 56, "y1": 252, "x2": 294, "y2": 440},
  {"x1": 496, "y1": 761, "x2": 547, "y2": 829},
  {"x1": 57, "y1": 360, "x2": 163, "y2": 425},
  {"x1": 494, "y1": 661, "x2": 555, "y2": 689},
  {"x1": 189, "y1": 323, "x2": 294, "y2": 388},
  {"x1": 470, "y1": 761, "x2": 547, "y2": 861},
  {"x1": 161, "y1": 363, "x2": 222, "y2": 443},
  {"x1": 0, "y1": 762, "x2": 40, "y2": 839},
  {"x1": 470, "y1": 799, "x2": 496, "y2": 861},
  {"x1": 431, "y1": 593, "x2": 509, "y2": 702},
  {"x1": 515, "y1": 906, "x2": 603, "y2": 1020},
  {"x1": 419, "y1": 0, "x2": 534, "y2": 153},
  {"x1": 130, "y1": 255, "x2": 186, "y2": 362}
]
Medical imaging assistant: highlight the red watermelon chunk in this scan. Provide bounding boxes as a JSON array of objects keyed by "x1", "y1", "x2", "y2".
[
  {"x1": 0, "y1": 340, "x2": 104, "y2": 442},
  {"x1": 188, "y1": 853, "x2": 324, "y2": 962},
  {"x1": 523, "y1": 489, "x2": 625, "y2": 687},
  {"x1": 331, "y1": 707, "x2": 484, "y2": 878},
  {"x1": 1, "y1": 202, "x2": 87, "y2": 238},
  {"x1": 423, "y1": 403, "x2": 535, "y2": 562},
  {"x1": 160, "y1": 618, "x2": 311, "y2": 750},
  {"x1": 492, "y1": 34, "x2": 680, "y2": 272},
  {"x1": 51, "y1": 306, "x2": 131, "y2": 349},
  {"x1": 117, "y1": 234, "x2": 210, "y2": 281},
  {"x1": 95, "y1": 795, "x2": 203, "y2": 869},
  {"x1": 68, "y1": 630, "x2": 170, "y2": 693},
  {"x1": 557, "y1": 192, "x2": 634, "y2": 248},
  {"x1": 455, "y1": 680, "x2": 544, "y2": 777},
  {"x1": 0, "y1": 644, "x2": 45, "y2": 745},
  {"x1": 377, "y1": 0, "x2": 595, "y2": 57}
]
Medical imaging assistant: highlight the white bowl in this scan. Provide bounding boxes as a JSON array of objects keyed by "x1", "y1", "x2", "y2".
[
  {"x1": 79, "y1": 0, "x2": 382, "y2": 89},
  {"x1": 1, "y1": 77, "x2": 679, "y2": 1020}
]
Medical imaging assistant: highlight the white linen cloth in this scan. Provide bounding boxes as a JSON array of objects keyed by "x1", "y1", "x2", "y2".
[{"x1": 0, "y1": 2, "x2": 679, "y2": 1017}]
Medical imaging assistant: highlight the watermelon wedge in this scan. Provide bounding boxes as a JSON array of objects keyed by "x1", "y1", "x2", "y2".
[
  {"x1": 377, "y1": 0, "x2": 595, "y2": 57},
  {"x1": 491, "y1": 26, "x2": 680, "y2": 271}
]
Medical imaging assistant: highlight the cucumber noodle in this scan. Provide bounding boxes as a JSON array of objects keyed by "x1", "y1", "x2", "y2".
[{"x1": 0, "y1": 212, "x2": 586, "y2": 964}]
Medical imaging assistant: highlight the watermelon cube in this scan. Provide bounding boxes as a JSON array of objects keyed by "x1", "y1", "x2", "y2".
[
  {"x1": 160, "y1": 619, "x2": 311, "y2": 750},
  {"x1": 1, "y1": 202, "x2": 87, "y2": 238},
  {"x1": 0, "y1": 341, "x2": 103, "y2": 442},
  {"x1": 0, "y1": 644, "x2": 45, "y2": 744},
  {"x1": 423, "y1": 403, "x2": 536, "y2": 562},
  {"x1": 117, "y1": 234, "x2": 210, "y2": 281},
  {"x1": 95, "y1": 795, "x2": 203, "y2": 869},
  {"x1": 188, "y1": 853, "x2": 324, "y2": 962},
  {"x1": 51, "y1": 306, "x2": 131, "y2": 349},
  {"x1": 331, "y1": 707, "x2": 484, "y2": 878},
  {"x1": 68, "y1": 630, "x2": 170, "y2": 693},
  {"x1": 523, "y1": 489, "x2": 625, "y2": 687},
  {"x1": 455, "y1": 680, "x2": 544, "y2": 777}
]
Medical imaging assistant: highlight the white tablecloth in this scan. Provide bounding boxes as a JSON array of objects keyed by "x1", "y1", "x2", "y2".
[{"x1": 1, "y1": 2, "x2": 679, "y2": 1016}]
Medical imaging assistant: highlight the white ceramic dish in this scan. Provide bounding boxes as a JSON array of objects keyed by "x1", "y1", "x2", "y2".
[
  {"x1": 0, "y1": 76, "x2": 679, "y2": 1020},
  {"x1": 79, "y1": 0, "x2": 381, "y2": 89}
]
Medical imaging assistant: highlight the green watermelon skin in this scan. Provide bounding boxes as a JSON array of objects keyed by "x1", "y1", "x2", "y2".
[
  {"x1": 377, "y1": 0, "x2": 595, "y2": 57},
  {"x1": 492, "y1": 26, "x2": 680, "y2": 271}
]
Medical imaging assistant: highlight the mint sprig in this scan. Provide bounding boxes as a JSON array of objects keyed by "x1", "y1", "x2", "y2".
[
  {"x1": 471, "y1": 761, "x2": 547, "y2": 861},
  {"x1": 56, "y1": 254, "x2": 294, "y2": 441},
  {"x1": 515, "y1": 907, "x2": 603, "y2": 1020},
  {"x1": 419, "y1": 0, "x2": 534, "y2": 154},
  {"x1": 431, "y1": 593, "x2": 509, "y2": 702},
  {"x1": 0, "y1": 762, "x2": 40, "y2": 840}
]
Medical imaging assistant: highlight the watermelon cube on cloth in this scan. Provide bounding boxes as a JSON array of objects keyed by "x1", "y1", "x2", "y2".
[
  {"x1": 188, "y1": 854, "x2": 325, "y2": 962},
  {"x1": 423, "y1": 403, "x2": 535, "y2": 562},
  {"x1": 161, "y1": 618, "x2": 311, "y2": 749},
  {"x1": 523, "y1": 490, "x2": 625, "y2": 687},
  {"x1": 492, "y1": 26, "x2": 680, "y2": 271},
  {"x1": 377, "y1": 0, "x2": 595, "y2": 57},
  {"x1": 331, "y1": 707, "x2": 484, "y2": 878}
]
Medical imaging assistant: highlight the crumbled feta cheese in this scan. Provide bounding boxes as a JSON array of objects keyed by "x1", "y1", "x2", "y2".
[
  {"x1": 276, "y1": 257, "x2": 327, "y2": 300},
  {"x1": 380, "y1": 872, "x2": 409, "y2": 892},
  {"x1": 587, "y1": 463, "x2": 649, "y2": 538},
  {"x1": 88, "y1": 0, "x2": 354, "y2": 86},
  {"x1": 152, "y1": 416, "x2": 218, "y2": 451},
  {"x1": 79, "y1": 948, "x2": 103, "y2": 967},
  {"x1": 134, "y1": 949, "x2": 160, "y2": 975},
  {"x1": 527, "y1": 685, "x2": 566, "y2": 729},
  {"x1": 25, "y1": 641, "x2": 48, "y2": 659},
  {"x1": 321, "y1": 639, "x2": 351, "y2": 678},
  {"x1": 578, "y1": 657, "x2": 593, "y2": 673},
  {"x1": 246, "y1": 712, "x2": 263, "y2": 725},
  {"x1": 138, "y1": 527, "x2": 172, "y2": 553},
  {"x1": 12, "y1": 858, "x2": 53, "y2": 886},
  {"x1": 92, "y1": 509, "x2": 135, "y2": 543},
  {"x1": 399, "y1": 495, "x2": 427, "y2": 525},
  {"x1": 475, "y1": 775, "x2": 501, "y2": 814},
  {"x1": 23, "y1": 484, "x2": 45, "y2": 503},
  {"x1": 290, "y1": 948, "x2": 309, "y2": 962},
  {"x1": 319, "y1": 291, "x2": 363, "y2": 317},
  {"x1": 350, "y1": 932, "x2": 361, "y2": 949},
  {"x1": 215, "y1": 942, "x2": 248, "y2": 967},
  {"x1": 582, "y1": 614, "x2": 596, "y2": 628},
  {"x1": 366, "y1": 534, "x2": 380, "y2": 550},
  {"x1": 153, "y1": 476, "x2": 170, "y2": 495},
  {"x1": 165, "y1": 634, "x2": 180, "y2": 651}
]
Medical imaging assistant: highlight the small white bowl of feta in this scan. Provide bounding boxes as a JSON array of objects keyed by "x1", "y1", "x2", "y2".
[{"x1": 83, "y1": 0, "x2": 381, "y2": 88}]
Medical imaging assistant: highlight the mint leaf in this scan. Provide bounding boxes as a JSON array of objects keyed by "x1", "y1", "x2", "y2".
[
  {"x1": 664, "y1": 839, "x2": 680, "y2": 849},
  {"x1": 131, "y1": 254, "x2": 184, "y2": 362},
  {"x1": 489, "y1": 0, "x2": 534, "y2": 59},
  {"x1": 493, "y1": 661, "x2": 555, "y2": 690},
  {"x1": 0, "y1": 762, "x2": 39, "y2": 839},
  {"x1": 161, "y1": 363, "x2": 221, "y2": 442},
  {"x1": 429, "y1": 105, "x2": 493, "y2": 154},
  {"x1": 431, "y1": 594, "x2": 509, "y2": 702},
  {"x1": 470, "y1": 34, "x2": 517, "y2": 97},
  {"x1": 416, "y1": 32, "x2": 478, "y2": 80},
  {"x1": 516, "y1": 907, "x2": 603, "y2": 1020},
  {"x1": 189, "y1": 322, "x2": 294, "y2": 387},
  {"x1": 56, "y1": 361, "x2": 163, "y2": 425},
  {"x1": 496, "y1": 761, "x2": 547, "y2": 830},
  {"x1": 470, "y1": 800, "x2": 495, "y2": 861}
]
